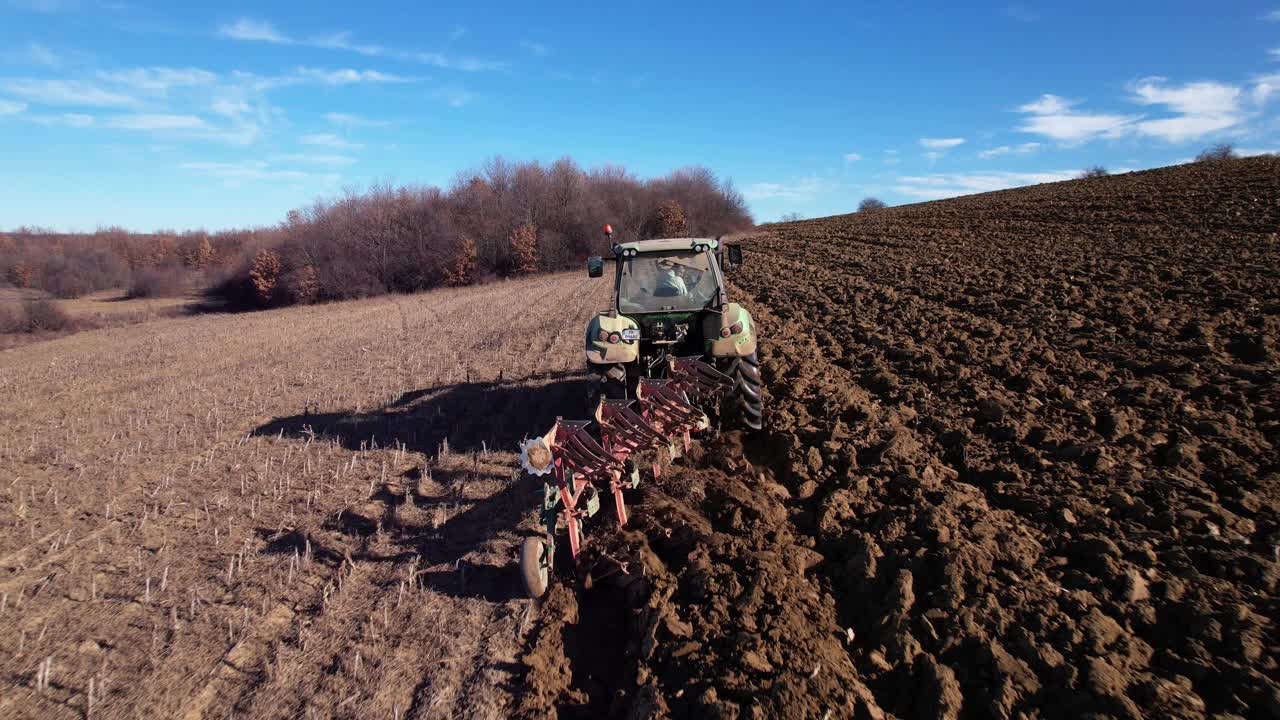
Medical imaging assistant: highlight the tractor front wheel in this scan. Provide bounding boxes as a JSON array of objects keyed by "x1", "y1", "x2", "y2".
[{"x1": 727, "y1": 352, "x2": 764, "y2": 430}]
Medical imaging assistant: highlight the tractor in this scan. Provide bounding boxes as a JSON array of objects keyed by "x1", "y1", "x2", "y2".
[
  {"x1": 516, "y1": 226, "x2": 762, "y2": 598},
  {"x1": 583, "y1": 226, "x2": 762, "y2": 430}
]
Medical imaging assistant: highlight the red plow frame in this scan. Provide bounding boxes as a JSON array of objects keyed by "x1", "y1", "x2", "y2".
[{"x1": 518, "y1": 357, "x2": 733, "y2": 596}]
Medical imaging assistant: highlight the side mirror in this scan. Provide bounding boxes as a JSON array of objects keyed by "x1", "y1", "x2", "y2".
[
  {"x1": 727, "y1": 244, "x2": 743, "y2": 266},
  {"x1": 587, "y1": 256, "x2": 604, "y2": 278}
]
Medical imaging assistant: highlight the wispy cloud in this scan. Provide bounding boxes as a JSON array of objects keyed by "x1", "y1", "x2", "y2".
[
  {"x1": 273, "y1": 153, "x2": 357, "y2": 167},
  {"x1": 0, "y1": 78, "x2": 137, "y2": 106},
  {"x1": 1270, "y1": 47, "x2": 1280, "y2": 59},
  {"x1": 300, "y1": 132, "x2": 363, "y2": 149},
  {"x1": 96, "y1": 67, "x2": 217, "y2": 92},
  {"x1": 1130, "y1": 77, "x2": 1244, "y2": 142},
  {"x1": 4, "y1": 43, "x2": 62, "y2": 68},
  {"x1": 218, "y1": 18, "x2": 289, "y2": 44},
  {"x1": 106, "y1": 113, "x2": 206, "y2": 130},
  {"x1": 1266, "y1": 9, "x2": 1280, "y2": 20},
  {"x1": 433, "y1": 86, "x2": 476, "y2": 107},
  {"x1": 843, "y1": 152, "x2": 862, "y2": 161},
  {"x1": 895, "y1": 170, "x2": 1078, "y2": 200},
  {"x1": 977, "y1": 142, "x2": 1041, "y2": 159},
  {"x1": 1254, "y1": 74, "x2": 1280, "y2": 105},
  {"x1": 31, "y1": 112, "x2": 93, "y2": 126},
  {"x1": 216, "y1": 17, "x2": 505, "y2": 72},
  {"x1": 519, "y1": 40, "x2": 550, "y2": 57},
  {"x1": 0, "y1": 99, "x2": 27, "y2": 115},
  {"x1": 180, "y1": 160, "x2": 323, "y2": 182},
  {"x1": 1016, "y1": 93, "x2": 1138, "y2": 142},
  {"x1": 920, "y1": 137, "x2": 966, "y2": 149},
  {"x1": 742, "y1": 177, "x2": 828, "y2": 201},
  {"x1": 8, "y1": 0, "x2": 78, "y2": 11},
  {"x1": 324, "y1": 111, "x2": 391, "y2": 127}
]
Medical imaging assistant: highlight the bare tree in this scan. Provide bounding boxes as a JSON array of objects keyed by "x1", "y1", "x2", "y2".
[
  {"x1": 1195, "y1": 144, "x2": 1237, "y2": 162},
  {"x1": 1078, "y1": 166, "x2": 1109, "y2": 179},
  {"x1": 858, "y1": 197, "x2": 888, "y2": 212},
  {"x1": 779, "y1": 212, "x2": 804, "y2": 222}
]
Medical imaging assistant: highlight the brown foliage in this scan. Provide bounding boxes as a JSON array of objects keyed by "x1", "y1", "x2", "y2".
[
  {"x1": 647, "y1": 200, "x2": 689, "y2": 238},
  {"x1": 446, "y1": 238, "x2": 478, "y2": 286},
  {"x1": 282, "y1": 264, "x2": 320, "y2": 304},
  {"x1": 7, "y1": 262, "x2": 33, "y2": 288},
  {"x1": 508, "y1": 223, "x2": 539, "y2": 274},
  {"x1": 250, "y1": 249, "x2": 282, "y2": 304}
]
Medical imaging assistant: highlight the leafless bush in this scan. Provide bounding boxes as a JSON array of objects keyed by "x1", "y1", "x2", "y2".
[
  {"x1": 23, "y1": 298, "x2": 73, "y2": 332},
  {"x1": 127, "y1": 263, "x2": 188, "y2": 298},
  {"x1": 0, "y1": 303, "x2": 25, "y2": 333},
  {"x1": 1078, "y1": 166, "x2": 1109, "y2": 179},
  {"x1": 1195, "y1": 144, "x2": 1237, "y2": 162},
  {"x1": 858, "y1": 197, "x2": 888, "y2": 211},
  {"x1": 779, "y1": 212, "x2": 804, "y2": 222}
]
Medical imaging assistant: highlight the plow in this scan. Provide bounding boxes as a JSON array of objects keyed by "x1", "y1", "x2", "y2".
[{"x1": 517, "y1": 227, "x2": 762, "y2": 598}]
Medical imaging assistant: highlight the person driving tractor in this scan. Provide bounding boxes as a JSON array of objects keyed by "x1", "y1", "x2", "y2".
[{"x1": 655, "y1": 258, "x2": 688, "y2": 296}]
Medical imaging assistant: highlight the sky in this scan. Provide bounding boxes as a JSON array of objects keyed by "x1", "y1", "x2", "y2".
[{"x1": 1, "y1": 1, "x2": 1278, "y2": 231}]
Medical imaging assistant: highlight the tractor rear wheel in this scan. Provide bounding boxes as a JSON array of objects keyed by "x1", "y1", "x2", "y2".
[{"x1": 727, "y1": 352, "x2": 763, "y2": 430}]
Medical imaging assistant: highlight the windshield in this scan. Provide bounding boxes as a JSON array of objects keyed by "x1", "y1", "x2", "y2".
[{"x1": 618, "y1": 251, "x2": 717, "y2": 313}]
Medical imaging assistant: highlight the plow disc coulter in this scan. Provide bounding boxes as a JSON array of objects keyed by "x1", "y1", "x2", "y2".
[{"x1": 517, "y1": 357, "x2": 732, "y2": 598}]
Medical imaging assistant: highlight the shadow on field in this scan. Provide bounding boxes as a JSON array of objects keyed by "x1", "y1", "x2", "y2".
[{"x1": 251, "y1": 369, "x2": 590, "y2": 456}]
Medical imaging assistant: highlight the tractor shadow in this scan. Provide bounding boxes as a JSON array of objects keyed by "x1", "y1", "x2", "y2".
[
  {"x1": 252, "y1": 371, "x2": 592, "y2": 603},
  {"x1": 252, "y1": 369, "x2": 590, "y2": 457}
]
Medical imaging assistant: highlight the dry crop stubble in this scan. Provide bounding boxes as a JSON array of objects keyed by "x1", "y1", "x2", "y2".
[{"x1": 0, "y1": 271, "x2": 609, "y2": 719}]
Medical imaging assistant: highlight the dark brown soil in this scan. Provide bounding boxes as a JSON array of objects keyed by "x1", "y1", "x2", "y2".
[{"x1": 521, "y1": 157, "x2": 1280, "y2": 719}]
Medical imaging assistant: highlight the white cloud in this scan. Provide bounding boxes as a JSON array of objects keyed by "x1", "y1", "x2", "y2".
[
  {"x1": 1270, "y1": 47, "x2": 1280, "y2": 59},
  {"x1": 218, "y1": 18, "x2": 290, "y2": 44},
  {"x1": 1015, "y1": 93, "x2": 1138, "y2": 142},
  {"x1": 520, "y1": 40, "x2": 550, "y2": 56},
  {"x1": 742, "y1": 177, "x2": 827, "y2": 201},
  {"x1": 0, "y1": 78, "x2": 137, "y2": 106},
  {"x1": 1267, "y1": 10, "x2": 1280, "y2": 20},
  {"x1": 5, "y1": 43, "x2": 62, "y2": 67},
  {"x1": 106, "y1": 113, "x2": 206, "y2": 130},
  {"x1": 1130, "y1": 78, "x2": 1244, "y2": 142},
  {"x1": 843, "y1": 152, "x2": 862, "y2": 161},
  {"x1": 293, "y1": 67, "x2": 413, "y2": 85},
  {"x1": 924, "y1": 151, "x2": 943, "y2": 162},
  {"x1": 895, "y1": 170, "x2": 1078, "y2": 200},
  {"x1": 978, "y1": 142, "x2": 1041, "y2": 159},
  {"x1": 324, "y1": 111, "x2": 390, "y2": 127},
  {"x1": 31, "y1": 112, "x2": 92, "y2": 126},
  {"x1": 97, "y1": 67, "x2": 217, "y2": 92},
  {"x1": 0, "y1": 99, "x2": 26, "y2": 115},
  {"x1": 217, "y1": 19, "x2": 505, "y2": 72},
  {"x1": 300, "y1": 132, "x2": 363, "y2": 149},
  {"x1": 274, "y1": 153, "x2": 357, "y2": 167},
  {"x1": 920, "y1": 137, "x2": 966, "y2": 149},
  {"x1": 1253, "y1": 74, "x2": 1280, "y2": 105},
  {"x1": 1237, "y1": 147, "x2": 1279, "y2": 156},
  {"x1": 180, "y1": 160, "x2": 318, "y2": 182},
  {"x1": 432, "y1": 86, "x2": 475, "y2": 107}
]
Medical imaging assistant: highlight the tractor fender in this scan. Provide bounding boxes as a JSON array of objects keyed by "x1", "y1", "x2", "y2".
[
  {"x1": 586, "y1": 313, "x2": 640, "y2": 364},
  {"x1": 704, "y1": 303, "x2": 758, "y2": 358}
]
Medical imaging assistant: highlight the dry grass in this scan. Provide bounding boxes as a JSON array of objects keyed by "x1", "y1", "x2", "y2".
[{"x1": 0, "y1": 271, "x2": 608, "y2": 718}]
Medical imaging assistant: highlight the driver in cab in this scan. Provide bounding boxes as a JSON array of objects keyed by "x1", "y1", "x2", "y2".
[{"x1": 654, "y1": 259, "x2": 688, "y2": 296}]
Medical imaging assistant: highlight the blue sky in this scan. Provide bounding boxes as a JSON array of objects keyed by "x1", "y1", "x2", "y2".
[{"x1": 1, "y1": 1, "x2": 1278, "y2": 231}]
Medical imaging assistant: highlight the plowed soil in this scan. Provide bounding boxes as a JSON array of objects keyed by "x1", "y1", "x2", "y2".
[{"x1": 522, "y1": 157, "x2": 1280, "y2": 719}]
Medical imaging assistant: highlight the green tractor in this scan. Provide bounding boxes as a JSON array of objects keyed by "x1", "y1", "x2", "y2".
[{"x1": 584, "y1": 227, "x2": 762, "y2": 430}]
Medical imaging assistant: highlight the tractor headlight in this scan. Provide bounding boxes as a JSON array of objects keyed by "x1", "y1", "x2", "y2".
[
  {"x1": 597, "y1": 329, "x2": 609, "y2": 342},
  {"x1": 608, "y1": 332, "x2": 621, "y2": 344}
]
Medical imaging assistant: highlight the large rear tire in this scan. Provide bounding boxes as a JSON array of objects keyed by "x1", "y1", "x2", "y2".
[{"x1": 727, "y1": 351, "x2": 764, "y2": 430}]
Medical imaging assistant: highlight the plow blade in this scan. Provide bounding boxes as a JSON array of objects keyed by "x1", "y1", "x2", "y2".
[{"x1": 667, "y1": 356, "x2": 735, "y2": 397}]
